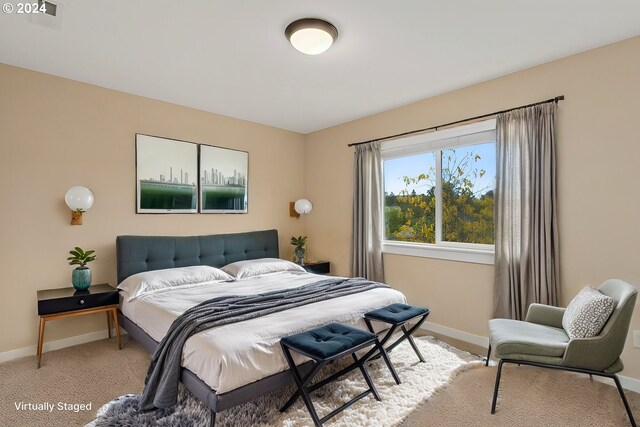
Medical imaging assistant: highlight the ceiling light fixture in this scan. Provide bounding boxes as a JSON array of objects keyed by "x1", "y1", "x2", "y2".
[{"x1": 285, "y1": 18, "x2": 338, "y2": 55}]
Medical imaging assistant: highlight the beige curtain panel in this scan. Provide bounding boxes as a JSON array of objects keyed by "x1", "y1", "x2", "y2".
[
  {"x1": 494, "y1": 102, "x2": 559, "y2": 320},
  {"x1": 351, "y1": 141, "x2": 385, "y2": 282}
]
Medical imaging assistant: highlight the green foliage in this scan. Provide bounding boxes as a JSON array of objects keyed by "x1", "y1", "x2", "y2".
[
  {"x1": 67, "y1": 247, "x2": 97, "y2": 267},
  {"x1": 290, "y1": 236, "x2": 308, "y2": 250},
  {"x1": 385, "y1": 148, "x2": 494, "y2": 245}
]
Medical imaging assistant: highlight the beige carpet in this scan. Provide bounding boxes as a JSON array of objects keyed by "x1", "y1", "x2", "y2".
[
  {"x1": 1, "y1": 336, "x2": 638, "y2": 426},
  {"x1": 0, "y1": 338, "x2": 149, "y2": 427}
]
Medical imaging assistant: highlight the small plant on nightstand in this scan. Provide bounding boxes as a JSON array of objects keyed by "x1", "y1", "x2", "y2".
[
  {"x1": 67, "y1": 247, "x2": 97, "y2": 291},
  {"x1": 290, "y1": 236, "x2": 307, "y2": 266}
]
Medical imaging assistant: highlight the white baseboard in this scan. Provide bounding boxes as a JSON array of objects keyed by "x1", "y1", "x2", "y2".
[
  {"x1": 593, "y1": 372, "x2": 640, "y2": 394},
  {"x1": 421, "y1": 321, "x2": 490, "y2": 349},
  {"x1": 420, "y1": 321, "x2": 640, "y2": 393},
  {"x1": 3, "y1": 320, "x2": 640, "y2": 394},
  {"x1": 0, "y1": 328, "x2": 125, "y2": 364}
]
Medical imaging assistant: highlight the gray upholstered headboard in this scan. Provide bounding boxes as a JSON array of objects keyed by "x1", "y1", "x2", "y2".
[{"x1": 116, "y1": 229, "x2": 279, "y2": 284}]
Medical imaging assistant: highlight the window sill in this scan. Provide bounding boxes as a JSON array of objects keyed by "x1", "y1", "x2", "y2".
[{"x1": 382, "y1": 241, "x2": 494, "y2": 265}]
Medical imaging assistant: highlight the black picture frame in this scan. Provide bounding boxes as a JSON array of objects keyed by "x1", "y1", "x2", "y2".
[
  {"x1": 199, "y1": 144, "x2": 249, "y2": 213},
  {"x1": 135, "y1": 134, "x2": 198, "y2": 213}
]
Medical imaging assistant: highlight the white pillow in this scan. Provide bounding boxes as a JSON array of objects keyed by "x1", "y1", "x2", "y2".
[
  {"x1": 118, "y1": 265, "x2": 233, "y2": 301},
  {"x1": 562, "y1": 286, "x2": 615, "y2": 339},
  {"x1": 221, "y1": 258, "x2": 305, "y2": 279}
]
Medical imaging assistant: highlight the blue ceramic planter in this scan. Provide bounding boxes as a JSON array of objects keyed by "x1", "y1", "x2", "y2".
[{"x1": 72, "y1": 267, "x2": 92, "y2": 291}]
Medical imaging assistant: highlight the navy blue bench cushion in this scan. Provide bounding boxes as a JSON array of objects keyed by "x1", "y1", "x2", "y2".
[
  {"x1": 365, "y1": 303, "x2": 429, "y2": 325},
  {"x1": 281, "y1": 323, "x2": 376, "y2": 360}
]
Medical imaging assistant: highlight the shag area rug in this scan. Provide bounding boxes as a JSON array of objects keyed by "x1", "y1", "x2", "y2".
[{"x1": 88, "y1": 336, "x2": 482, "y2": 427}]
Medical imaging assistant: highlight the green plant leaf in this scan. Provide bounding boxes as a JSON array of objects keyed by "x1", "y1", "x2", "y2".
[{"x1": 290, "y1": 235, "x2": 308, "y2": 248}]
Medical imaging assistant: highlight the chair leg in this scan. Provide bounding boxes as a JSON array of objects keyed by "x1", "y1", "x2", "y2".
[
  {"x1": 491, "y1": 359, "x2": 505, "y2": 414},
  {"x1": 485, "y1": 345, "x2": 491, "y2": 367},
  {"x1": 489, "y1": 359, "x2": 637, "y2": 426},
  {"x1": 209, "y1": 410, "x2": 216, "y2": 427},
  {"x1": 612, "y1": 374, "x2": 637, "y2": 427}
]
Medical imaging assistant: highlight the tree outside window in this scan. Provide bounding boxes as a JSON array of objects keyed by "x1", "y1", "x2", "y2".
[{"x1": 384, "y1": 142, "x2": 495, "y2": 246}]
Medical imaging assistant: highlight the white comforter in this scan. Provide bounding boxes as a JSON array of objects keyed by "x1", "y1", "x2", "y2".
[{"x1": 120, "y1": 271, "x2": 406, "y2": 393}]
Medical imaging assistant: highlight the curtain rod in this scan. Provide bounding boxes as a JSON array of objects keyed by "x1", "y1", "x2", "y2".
[{"x1": 347, "y1": 95, "x2": 565, "y2": 148}]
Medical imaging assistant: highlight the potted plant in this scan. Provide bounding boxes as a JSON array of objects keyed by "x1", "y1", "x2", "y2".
[
  {"x1": 290, "y1": 236, "x2": 307, "y2": 265},
  {"x1": 67, "y1": 247, "x2": 97, "y2": 291}
]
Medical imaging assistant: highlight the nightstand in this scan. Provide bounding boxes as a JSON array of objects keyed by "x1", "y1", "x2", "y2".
[
  {"x1": 36, "y1": 283, "x2": 120, "y2": 368},
  {"x1": 302, "y1": 261, "x2": 330, "y2": 275}
]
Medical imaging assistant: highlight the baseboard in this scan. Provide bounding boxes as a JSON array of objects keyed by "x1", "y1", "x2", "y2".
[
  {"x1": 3, "y1": 321, "x2": 640, "y2": 394},
  {"x1": 593, "y1": 373, "x2": 640, "y2": 394},
  {"x1": 0, "y1": 328, "x2": 125, "y2": 364},
  {"x1": 421, "y1": 321, "x2": 490, "y2": 349},
  {"x1": 420, "y1": 321, "x2": 640, "y2": 393}
]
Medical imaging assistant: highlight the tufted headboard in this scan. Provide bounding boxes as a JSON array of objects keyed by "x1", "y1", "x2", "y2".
[{"x1": 116, "y1": 229, "x2": 279, "y2": 284}]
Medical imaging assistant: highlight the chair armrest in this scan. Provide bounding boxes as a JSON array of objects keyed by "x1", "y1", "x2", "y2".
[
  {"x1": 525, "y1": 304, "x2": 565, "y2": 328},
  {"x1": 563, "y1": 335, "x2": 623, "y2": 372}
]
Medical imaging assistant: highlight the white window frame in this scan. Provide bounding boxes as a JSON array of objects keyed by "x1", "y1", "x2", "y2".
[{"x1": 381, "y1": 119, "x2": 496, "y2": 265}]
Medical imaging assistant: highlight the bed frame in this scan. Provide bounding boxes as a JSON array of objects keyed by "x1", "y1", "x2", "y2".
[{"x1": 116, "y1": 229, "x2": 313, "y2": 426}]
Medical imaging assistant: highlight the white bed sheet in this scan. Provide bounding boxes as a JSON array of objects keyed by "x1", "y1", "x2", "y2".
[{"x1": 121, "y1": 271, "x2": 406, "y2": 393}]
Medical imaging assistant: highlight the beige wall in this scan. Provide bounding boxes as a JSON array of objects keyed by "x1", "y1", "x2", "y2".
[
  {"x1": 0, "y1": 64, "x2": 307, "y2": 352},
  {"x1": 2, "y1": 37, "x2": 640, "y2": 381},
  {"x1": 306, "y1": 37, "x2": 640, "y2": 379}
]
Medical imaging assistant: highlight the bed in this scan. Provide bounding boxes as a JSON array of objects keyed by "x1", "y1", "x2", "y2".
[{"x1": 116, "y1": 229, "x2": 406, "y2": 425}]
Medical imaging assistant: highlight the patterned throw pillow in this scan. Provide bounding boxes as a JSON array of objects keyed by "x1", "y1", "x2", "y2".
[{"x1": 562, "y1": 286, "x2": 615, "y2": 339}]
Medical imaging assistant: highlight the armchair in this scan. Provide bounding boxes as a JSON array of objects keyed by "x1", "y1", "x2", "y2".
[{"x1": 486, "y1": 279, "x2": 637, "y2": 426}]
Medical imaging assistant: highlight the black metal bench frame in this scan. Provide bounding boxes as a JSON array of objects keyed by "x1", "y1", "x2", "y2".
[
  {"x1": 280, "y1": 335, "x2": 387, "y2": 426},
  {"x1": 364, "y1": 308, "x2": 430, "y2": 384}
]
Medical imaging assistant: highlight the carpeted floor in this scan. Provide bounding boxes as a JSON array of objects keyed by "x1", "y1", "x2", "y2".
[
  {"x1": 1, "y1": 335, "x2": 638, "y2": 426},
  {"x1": 89, "y1": 336, "x2": 481, "y2": 426}
]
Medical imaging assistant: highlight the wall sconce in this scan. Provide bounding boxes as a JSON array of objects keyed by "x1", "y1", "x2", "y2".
[
  {"x1": 290, "y1": 199, "x2": 312, "y2": 218},
  {"x1": 65, "y1": 186, "x2": 94, "y2": 225}
]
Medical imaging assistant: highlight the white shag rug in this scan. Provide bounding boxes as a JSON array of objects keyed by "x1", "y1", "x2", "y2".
[{"x1": 89, "y1": 336, "x2": 482, "y2": 427}]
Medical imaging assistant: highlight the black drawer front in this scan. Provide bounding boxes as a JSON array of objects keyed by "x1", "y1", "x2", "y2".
[
  {"x1": 304, "y1": 262, "x2": 330, "y2": 275},
  {"x1": 38, "y1": 291, "x2": 118, "y2": 315}
]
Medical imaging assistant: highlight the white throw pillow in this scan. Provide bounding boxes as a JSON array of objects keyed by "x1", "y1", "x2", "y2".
[
  {"x1": 562, "y1": 286, "x2": 615, "y2": 339},
  {"x1": 222, "y1": 258, "x2": 305, "y2": 279},
  {"x1": 118, "y1": 266, "x2": 233, "y2": 301}
]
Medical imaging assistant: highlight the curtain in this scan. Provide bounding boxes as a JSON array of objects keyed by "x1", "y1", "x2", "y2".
[
  {"x1": 351, "y1": 141, "x2": 385, "y2": 282},
  {"x1": 494, "y1": 103, "x2": 559, "y2": 320}
]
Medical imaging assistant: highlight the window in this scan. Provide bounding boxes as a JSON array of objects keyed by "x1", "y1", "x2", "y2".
[{"x1": 382, "y1": 120, "x2": 496, "y2": 264}]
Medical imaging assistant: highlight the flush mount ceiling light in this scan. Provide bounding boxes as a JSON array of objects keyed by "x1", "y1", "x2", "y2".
[{"x1": 285, "y1": 18, "x2": 338, "y2": 55}]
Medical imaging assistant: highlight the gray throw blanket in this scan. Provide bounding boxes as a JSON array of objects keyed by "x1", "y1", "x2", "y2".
[{"x1": 140, "y1": 277, "x2": 389, "y2": 410}]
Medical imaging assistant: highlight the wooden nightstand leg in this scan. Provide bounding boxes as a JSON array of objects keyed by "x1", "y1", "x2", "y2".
[
  {"x1": 37, "y1": 317, "x2": 45, "y2": 369},
  {"x1": 106, "y1": 311, "x2": 112, "y2": 339},
  {"x1": 111, "y1": 308, "x2": 121, "y2": 350}
]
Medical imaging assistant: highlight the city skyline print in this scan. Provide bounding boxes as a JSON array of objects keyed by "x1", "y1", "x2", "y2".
[
  {"x1": 199, "y1": 144, "x2": 248, "y2": 213},
  {"x1": 136, "y1": 134, "x2": 198, "y2": 213}
]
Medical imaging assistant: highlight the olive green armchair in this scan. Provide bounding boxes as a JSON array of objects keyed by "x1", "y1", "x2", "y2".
[{"x1": 486, "y1": 279, "x2": 638, "y2": 426}]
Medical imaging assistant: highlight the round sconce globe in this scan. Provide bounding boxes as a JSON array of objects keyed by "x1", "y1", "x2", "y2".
[
  {"x1": 65, "y1": 186, "x2": 94, "y2": 211},
  {"x1": 294, "y1": 199, "x2": 312, "y2": 215}
]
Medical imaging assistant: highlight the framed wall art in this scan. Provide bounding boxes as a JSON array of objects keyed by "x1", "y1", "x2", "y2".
[
  {"x1": 135, "y1": 134, "x2": 198, "y2": 213},
  {"x1": 199, "y1": 144, "x2": 248, "y2": 213}
]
